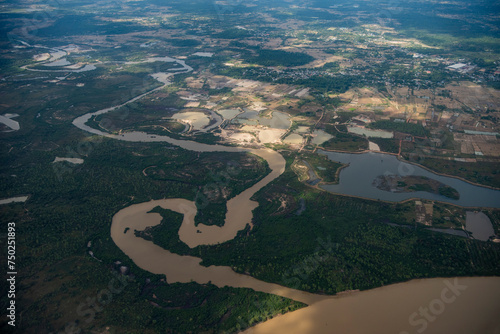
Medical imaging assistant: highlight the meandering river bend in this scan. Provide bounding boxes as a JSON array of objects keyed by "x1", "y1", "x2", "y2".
[{"x1": 73, "y1": 56, "x2": 500, "y2": 333}]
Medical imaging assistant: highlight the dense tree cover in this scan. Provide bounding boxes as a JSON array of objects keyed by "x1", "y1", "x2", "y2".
[
  {"x1": 295, "y1": 75, "x2": 353, "y2": 94},
  {"x1": 135, "y1": 207, "x2": 191, "y2": 254},
  {"x1": 438, "y1": 185, "x2": 460, "y2": 200},
  {"x1": 321, "y1": 125, "x2": 368, "y2": 151},
  {"x1": 486, "y1": 210, "x2": 500, "y2": 235},
  {"x1": 322, "y1": 131, "x2": 368, "y2": 151},
  {"x1": 145, "y1": 153, "x2": 500, "y2": 295},
  {"x1": 36, "y1": 14, "x2": 151, "y2": 38},
  {"x1": 0, "y1": 137, "x2": 283, "y2": 333},
  {"x1": 213, "y1": 66, "x2": 355, "y2": 94},
  {"x1": 396, "y1": 12, "x2": 498, "y2": 39},
  {"x1": 368, "y1": 120, "x2": 429, "y2": 137},
  {"x1": 298, "y1": 152, "x2": 344, "y2": 184},
  {"x1": 165, "y1": 38, "x2": 202, "y2": 47},
  {"x1": 408, "y1": 157, "x2": 500, "y2": 189},
  {"x1": 244, "y1": 49, "x2": 314, "y2": 67},
  {"x1": 101, "y1": 281, "x2": 304, "y2": 333},
  {"x1": 368, "y1": 137, "x2": 399, "y2": 154},
  {"x1": 132, "y1": 121, "x2": 186, "y2": 135},
  {"x1": 4, "y1": 252, "x2": 302, "y2": 334},
  {"x1": 213, "y1": 28, "x2": 253, "y2": 39},
  {"x1": 2, "y1": 1, "x2": 500, "y2": 332},
  {"x1": 320, "y1": 61, "x2": 340, "y2": 71},
  {"x1": 487, "y1": 81, "x2": 500, "y2": 90}
]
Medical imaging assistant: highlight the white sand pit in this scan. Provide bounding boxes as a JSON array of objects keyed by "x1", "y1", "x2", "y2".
[
  {"x1": 33, "y1": 53, "x2": 50, "y2": 61},
  {"x1": 368, "y1": 141, "x2": 381, "y2": 151},
  {"x1": 171, "y1": 111, "x2": 210, "y2": 131},
  {"x1": 229, "y1": 133, "x2": 255, "y2": 142},
  {"x1": 258, "y1": 129, "x2": 287, "y2": 143},
  {"x1": 53, "y1": 157, "x2": 84, "y2": 164},
  {"x1": 185, "y1": 101, "x2": 201, "y2": 108}
]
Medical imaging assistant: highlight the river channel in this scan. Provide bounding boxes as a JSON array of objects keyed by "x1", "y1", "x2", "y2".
[{"x1": 72, "y1": 56, "x2": 500, "y2": 333}]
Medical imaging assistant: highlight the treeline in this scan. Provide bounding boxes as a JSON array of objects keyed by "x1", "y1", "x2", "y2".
[
  {"x1": 213, "y1": 28, "x2": 253, "y2": 39},
  {"x1": 414, "y1": 157, "x2": 500, "y2": 189},
  {"x1": 101, "y1": 281, "x2": 304, "y2": 333},
  {"x1": 244, "y1": 49, "x2": 314, "y2": 67},
  {"x1": 322, "y1": 125, "x2": 368, "y2": 151},
  {"x1": 4, "y1": 136, "x2": 286, "y2": 333},
  {"x1": 165, "y1": 38, "x2": 202, "y2": 47},
  {"x1": 167, "y1": 156, "x2": 500, "y2": 295},
  {"x1": 368, "y1": 137, "x2": 400, "y2": 153},
  {"x1": 368, "y1": 120, "x2": 429, "y2": 137},
  {"x1": 36, "y1": 14, "x2": 150, "y2": 38},
  {"x1": 213, "y1": 66, "x2": 355, "y2": 94}
]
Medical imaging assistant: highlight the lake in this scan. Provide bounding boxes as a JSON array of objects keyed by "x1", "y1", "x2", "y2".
[
  {"x1": 466, "y1": 211, "x2": 495, "y2": 241},
  {"x1": 318, "y1": 150, "x2": 500, "y2": 208},
  {"x1": 234, "y1": 110, "x2": 291, "y2": 129},
  {"x1": 217, "y1": 109, "x2": 241, "y2": 120}
]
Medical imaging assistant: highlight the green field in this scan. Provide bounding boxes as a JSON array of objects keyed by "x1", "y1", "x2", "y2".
[
  {"x1": 368, "y1": 120, "x2": 428, "y2": 137},
  {"x1": 321, "y1": 125, "x2": 368, "y2": 151}
]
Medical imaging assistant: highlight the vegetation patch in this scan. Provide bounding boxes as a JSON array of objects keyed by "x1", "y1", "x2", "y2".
[
  {"x1": 368, "y1": 120, "x2": 428, "y2": 137},
  {"x1": 408, "y1": 157, "x2": 500, "y2": 189},
  {"x1": 322, "y1": 125, "x2": 368, "y2": 151},
  {"x1": 373, "y1": 175, "x2": 460, "y2": 200},
  {"x1": 244, "y1": 49, "x2": 314, "y2": 67},
  {"x1": 368, "y1": 138, "x2": 400, "y2": 154}
]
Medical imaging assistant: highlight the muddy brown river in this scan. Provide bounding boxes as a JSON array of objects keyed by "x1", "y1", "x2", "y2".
[
  {"x1": 244, "y1": 276, "x2": 500, "y2": 334},
  {"x1": 74, "y1": 56, "x2": 500, "y2": 333}
]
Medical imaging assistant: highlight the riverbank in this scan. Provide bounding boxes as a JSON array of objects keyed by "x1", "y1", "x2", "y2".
[
  {"x1": 318, "y1": 146, "x2": 500, "y2": 191},
  {"x1": 111, "y1": 199, "x2": 329, "y2": 306},
  {"x1": 243, "y1": 276, "x2": 500, "y2": 334},
  {"x1": 372, "y1": 174, "x2": 460, "y2": 200},
  {"x1": 112, "y1": 201, "x2": 500, "y2": 334},
  {"x1": 317, "y1": 149, "x2": 500, "y2": 208}
]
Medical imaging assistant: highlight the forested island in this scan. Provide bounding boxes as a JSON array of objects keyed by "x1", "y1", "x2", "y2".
[{"x1": 373, "y1": 175, "x2": 460, "y2": 200}]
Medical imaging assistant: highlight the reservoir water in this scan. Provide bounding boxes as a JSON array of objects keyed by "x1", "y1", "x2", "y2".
[
  {"x1": 466, "y1": 211, "x2": 495, "y2": 241},
  {"x1": 318, "y1": 150, "x2": 500, "y2": 208}
]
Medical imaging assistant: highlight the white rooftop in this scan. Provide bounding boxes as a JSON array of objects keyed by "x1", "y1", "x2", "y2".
[{"x1": 448, "y1": 63, "x2": 467, "y2": 69}]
